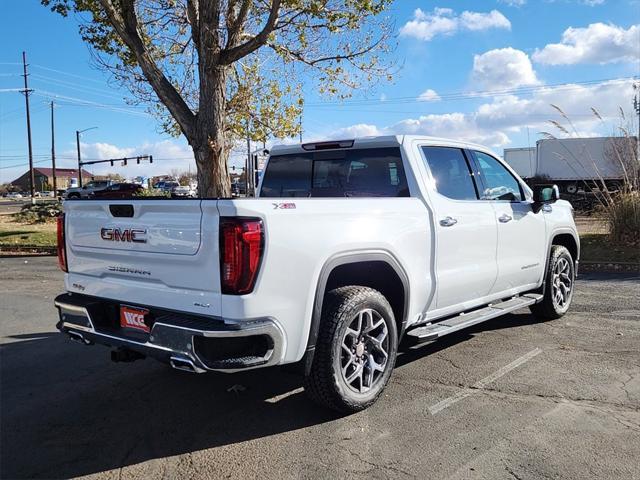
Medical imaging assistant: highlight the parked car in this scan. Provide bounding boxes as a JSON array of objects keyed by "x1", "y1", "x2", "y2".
[
  {"x1": 171, "y1": 185, "x2": 196, "y2": 198},
  {"x1": 153, "y1": 180, "x2": 180, "y2": 193},
  {"x1": 90, "y1": 183, "x2": 143, "y2": 199},
  {"x1": 231, "y1": 180, "x2": 246, "y2": 197},
  {"x1": 6, "y1": 192, "x2": 23, "y2": 199},
  {"x1": 64, "y1": 180, "x2": 115, "y2": 199},
  {"x1": 54, "y1": 135, "x2": 579, "y2": 412}
]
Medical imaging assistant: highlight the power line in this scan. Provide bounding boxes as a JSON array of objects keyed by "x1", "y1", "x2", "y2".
[
  {"x1": 0, "y1": 158, "x2": 50, "y2": 170},
  {"x1": 305, "y1": 77, "x2": 637, "y2": 107},
  {"x1": 33, "y1": 90, "x2": 150, "y2": 117},
  {"x1": 30, "y1": 64, "x2": 111, "y2": 85},
  {"x1": 30, "y1": 73, "x2": 129, "y2": 102}
]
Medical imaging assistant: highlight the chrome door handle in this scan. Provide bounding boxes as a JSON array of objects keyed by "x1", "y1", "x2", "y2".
[
  {"x1": 498, "y1": 214, "x2": 513, "y2": 223},
  {"x1": 439, "y1": 216, "x2": 458, "y2": 227}
]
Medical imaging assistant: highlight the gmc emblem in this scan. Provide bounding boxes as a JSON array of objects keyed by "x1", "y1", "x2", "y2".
[{"x1": 100, "y1": 227, "x2": 147, "y2": 243}]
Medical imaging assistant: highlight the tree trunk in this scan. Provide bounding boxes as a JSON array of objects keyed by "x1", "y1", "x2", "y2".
[
  {"x1": 193, "y1": 142, "x2": 231, "y2": 198},
  {"x1": 191, "y1": 64, "x2": 231, "y2": 198}
]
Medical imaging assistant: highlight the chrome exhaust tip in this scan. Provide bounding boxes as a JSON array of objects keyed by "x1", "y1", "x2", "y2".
[
  {"x1": 68, "y1": 330, "x2": 92, "y2": 345},
  {"x1": 170, "y1": 356, "x2": 206, "y2": 374}
]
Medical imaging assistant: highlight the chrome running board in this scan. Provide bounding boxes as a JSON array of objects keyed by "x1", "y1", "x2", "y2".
[{"x1": 406, "y1": 294, "x2": 543, "y2": 343}]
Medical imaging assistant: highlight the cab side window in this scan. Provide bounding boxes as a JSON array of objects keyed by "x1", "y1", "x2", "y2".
[
  {"x1": 473, "y1": 151, "x2": 523, "y2": 202},
  {"x1": 421, "y1": 146, "x2": 478, "y2": 200}
]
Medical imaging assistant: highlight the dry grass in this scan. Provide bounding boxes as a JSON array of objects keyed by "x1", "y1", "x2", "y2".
[{"x1": 0, "y1": 214, "x2": 57, "y2": 248}]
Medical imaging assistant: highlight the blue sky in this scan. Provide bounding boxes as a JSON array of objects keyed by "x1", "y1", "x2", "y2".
[{"x1": 1, "y1": 0, "x2": 638, "y2": 183}]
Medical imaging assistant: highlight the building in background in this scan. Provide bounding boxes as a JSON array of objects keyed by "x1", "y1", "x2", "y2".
[{"x1": 10, "y1": 168, "x2": 93, "y2": 192}]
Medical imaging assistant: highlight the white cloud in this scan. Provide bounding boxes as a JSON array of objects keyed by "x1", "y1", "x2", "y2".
[
  {"x1": 460, "y1": 10, "x2": 511, "y2": 31},
  {"x1": 532, "y1": 23, "x2": 640, "y2": 65},
  {"x1": 418, "y1": 89, "x2": 441, "y2": 102},
  {"x1": 400, "y1": 8, "x2": 511, "y2": 41},
  {"x1": 321, "y1": 79, "x2": 634, "y2": 148},
  {"x1": 333, "y1": 123, "x2": 383, "y2": 138},
  {"x1": 499, "y1": 0, "x2": 526, "y2": 6},
  {"x1": 472, "y1": 48, "x2": 540, "y2": 90}
]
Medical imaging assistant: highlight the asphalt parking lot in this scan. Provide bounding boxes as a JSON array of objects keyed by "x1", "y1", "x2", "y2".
[{"x1": 1, "y1": 257, "x2": 638, "y2": 479}]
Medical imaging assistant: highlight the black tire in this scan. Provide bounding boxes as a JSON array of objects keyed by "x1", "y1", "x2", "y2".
[
  {"x1": 67, "y1": 193, "x2": 80, "y2": 199},
  {"x1": 530, "y1": 245, "x2": 575, "y2": 320},
  {"x1": 304, "y1": 286, "x2": 398, "y2": 413}
]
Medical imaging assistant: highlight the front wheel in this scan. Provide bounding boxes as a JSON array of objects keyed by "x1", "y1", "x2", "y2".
[
  {"x1": 304, "y1": 286, "x2": 398, "y2": 413},
  {"x1": 530, "y1": 245, "x2": 575, "y2": 320}
]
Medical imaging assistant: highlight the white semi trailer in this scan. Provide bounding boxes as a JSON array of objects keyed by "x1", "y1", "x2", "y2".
[{"x1": 504, "y1": 137, "x2": 632, "y2": 194}]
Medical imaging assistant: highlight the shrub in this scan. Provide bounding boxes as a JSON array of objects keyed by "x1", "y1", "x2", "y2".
[
  {"x1": 14, "y1": 202, "x2": 63, "y2": 224},
  {"x1": 606, "y1": 191, "x2": 640, "y2": 246},
  {"x1": 133, "y1": 188, "x2": 170, "y2": 198}
]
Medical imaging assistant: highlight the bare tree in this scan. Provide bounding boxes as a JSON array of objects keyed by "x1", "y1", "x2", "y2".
[{"x1": 42, "y1": 0, "x2": 395, "y2": 196}]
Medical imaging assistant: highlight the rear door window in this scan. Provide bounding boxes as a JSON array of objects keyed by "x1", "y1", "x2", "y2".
[
  {"x1": 260, "y1": 147, "x2": 409, "y2": 198},
  {"x1": 421, "y1": 146, "x2": 478, "y2": 200}
]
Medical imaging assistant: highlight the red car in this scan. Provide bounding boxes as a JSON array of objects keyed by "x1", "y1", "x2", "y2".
[{"x1": 90, "y1": 183, "x2": 143, "y2": 199}]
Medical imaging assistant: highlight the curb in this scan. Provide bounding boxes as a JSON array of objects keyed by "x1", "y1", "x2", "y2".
[
  {"x1": 580, "y1": 261, "x2": 640, "y2": 273},
  {"x1": 0, "y1": 246, "x2": 56, "y2": 257}
]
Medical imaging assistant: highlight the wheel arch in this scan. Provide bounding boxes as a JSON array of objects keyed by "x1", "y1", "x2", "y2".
[
  {"x1": 540, "y1": 229, "x2": 580, "y2": 286},
  {"x1": 551, "y1": 231, "x2": 579, "y2": 264},
  {"x1": 302, "y1": 250, "x2": 410, "y2": 374}
]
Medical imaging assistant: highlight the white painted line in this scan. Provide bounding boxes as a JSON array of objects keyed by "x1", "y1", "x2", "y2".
[{"x1": 428, "y1": 348, "x2": 543, "y2": 415}]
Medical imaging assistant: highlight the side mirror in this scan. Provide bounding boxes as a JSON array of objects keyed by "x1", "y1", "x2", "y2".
[{"x1": 532, "y1": 184, "x2": 559, "y2": 212}]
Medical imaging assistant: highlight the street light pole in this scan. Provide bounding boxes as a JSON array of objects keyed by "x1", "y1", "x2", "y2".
[{"x1": 76, "y1": 127, "x2": 98, "y2": 188}]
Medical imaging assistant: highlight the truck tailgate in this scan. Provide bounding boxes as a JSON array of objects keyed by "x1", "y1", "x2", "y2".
[{"x1": 64, "y1": 199, "x2": 222, "y2": 316}]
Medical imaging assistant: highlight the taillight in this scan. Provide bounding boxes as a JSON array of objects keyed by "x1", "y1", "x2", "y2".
[
  {"x1": 57, "y1": 213, "x2": 67, "y2": 272},
  {"x1": 219, "y1": 217, "x2": 263, "y2": 294}
]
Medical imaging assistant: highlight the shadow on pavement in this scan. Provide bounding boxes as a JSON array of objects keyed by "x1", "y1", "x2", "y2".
[{"x1": 0, "y1": 332, "x2": 338, "y2": 479}]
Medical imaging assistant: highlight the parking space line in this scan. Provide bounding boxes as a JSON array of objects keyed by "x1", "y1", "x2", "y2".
[{"x1": 428, "y1": 348, "x2": 543, "y2": 415}]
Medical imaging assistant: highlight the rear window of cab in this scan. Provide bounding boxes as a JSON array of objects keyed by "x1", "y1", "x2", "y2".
[{"x1": 260, "y1": 148, "x2": 409, "y2": 198}]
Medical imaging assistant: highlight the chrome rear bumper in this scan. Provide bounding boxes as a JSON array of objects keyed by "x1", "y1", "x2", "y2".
[{"x1": 54, "y1": 294, "x2": 284, "y2": 373}]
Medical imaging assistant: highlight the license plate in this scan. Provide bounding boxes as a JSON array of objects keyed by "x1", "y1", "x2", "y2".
[{"x1": 119, "y1": 305, "x2": 150, "y2": 333}]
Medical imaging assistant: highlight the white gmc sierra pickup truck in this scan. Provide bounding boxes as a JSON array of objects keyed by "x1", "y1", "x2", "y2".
[{"x1": 55, "y1": 135, "x2": 579, "y2": 412}]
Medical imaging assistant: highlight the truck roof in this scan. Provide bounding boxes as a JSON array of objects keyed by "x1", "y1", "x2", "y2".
[{"x1": 269, "y1": 135, "x2": 498, "y2": 156}]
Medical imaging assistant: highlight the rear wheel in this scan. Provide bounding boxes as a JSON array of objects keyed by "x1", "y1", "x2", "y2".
[
  {"x1": 304, "y1": 286, "x2": 398, "y2": 413},
  {"x1": 530, "y1": 245, "x2": 575, "y2": 320}
]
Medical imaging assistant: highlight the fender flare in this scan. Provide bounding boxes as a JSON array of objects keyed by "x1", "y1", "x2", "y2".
[
  {"x1": 539, "y1": 228, "x2": 581, "y2": 291},
  {"x1": 301, "y1": 250, "x2": 410, "y2": 373}
]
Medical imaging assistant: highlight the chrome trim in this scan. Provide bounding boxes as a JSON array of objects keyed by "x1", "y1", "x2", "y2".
[
  {"x1": 54, "y1": 299, "x2": 285, "y2": 373},
  {"x1": 170, "y1": 356, "x2": 207, "y2": 374}
]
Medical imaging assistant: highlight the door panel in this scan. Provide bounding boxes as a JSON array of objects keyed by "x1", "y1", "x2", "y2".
[
  {"x1": 420, "y1": 146, "x2": 498, "y2": 310},
  {"x1": 471, "y1": 150, "x2": 546, "y2": 292}
]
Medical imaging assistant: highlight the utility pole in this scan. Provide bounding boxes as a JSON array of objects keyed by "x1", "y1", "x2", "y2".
[
  {"x1": 50, "y1": 101, "x2": 57, "y2": 195},
  {"x1": 20, "y1": 51, "x2": 35, "y2": 201},
  {"x1": 299, "y1": 112, "x2": 303, "y2": 143},
  {"x1": 76, "y1": 130, "x2": 82, "y2": 187},
  {"x1": 246, "y1": 117, "x2": 253, "y2": 196},
  {"x1": 76, "y1": 126, "x2": 98, "y2": 188}
]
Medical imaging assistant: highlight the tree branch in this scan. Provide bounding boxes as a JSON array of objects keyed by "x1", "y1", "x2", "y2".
[
  {"x1": 97, "y1": 0, "x2": 196, "y2": 137},
  {"x1": 219, "y1": 0, "x2": 281, "y2": 65},
  {"x1": 186, "y1": 0, "x2": 200, "y2": 51},
  {"x1": 226, "y1": 0, "x2": 251, "y2": 49}
]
